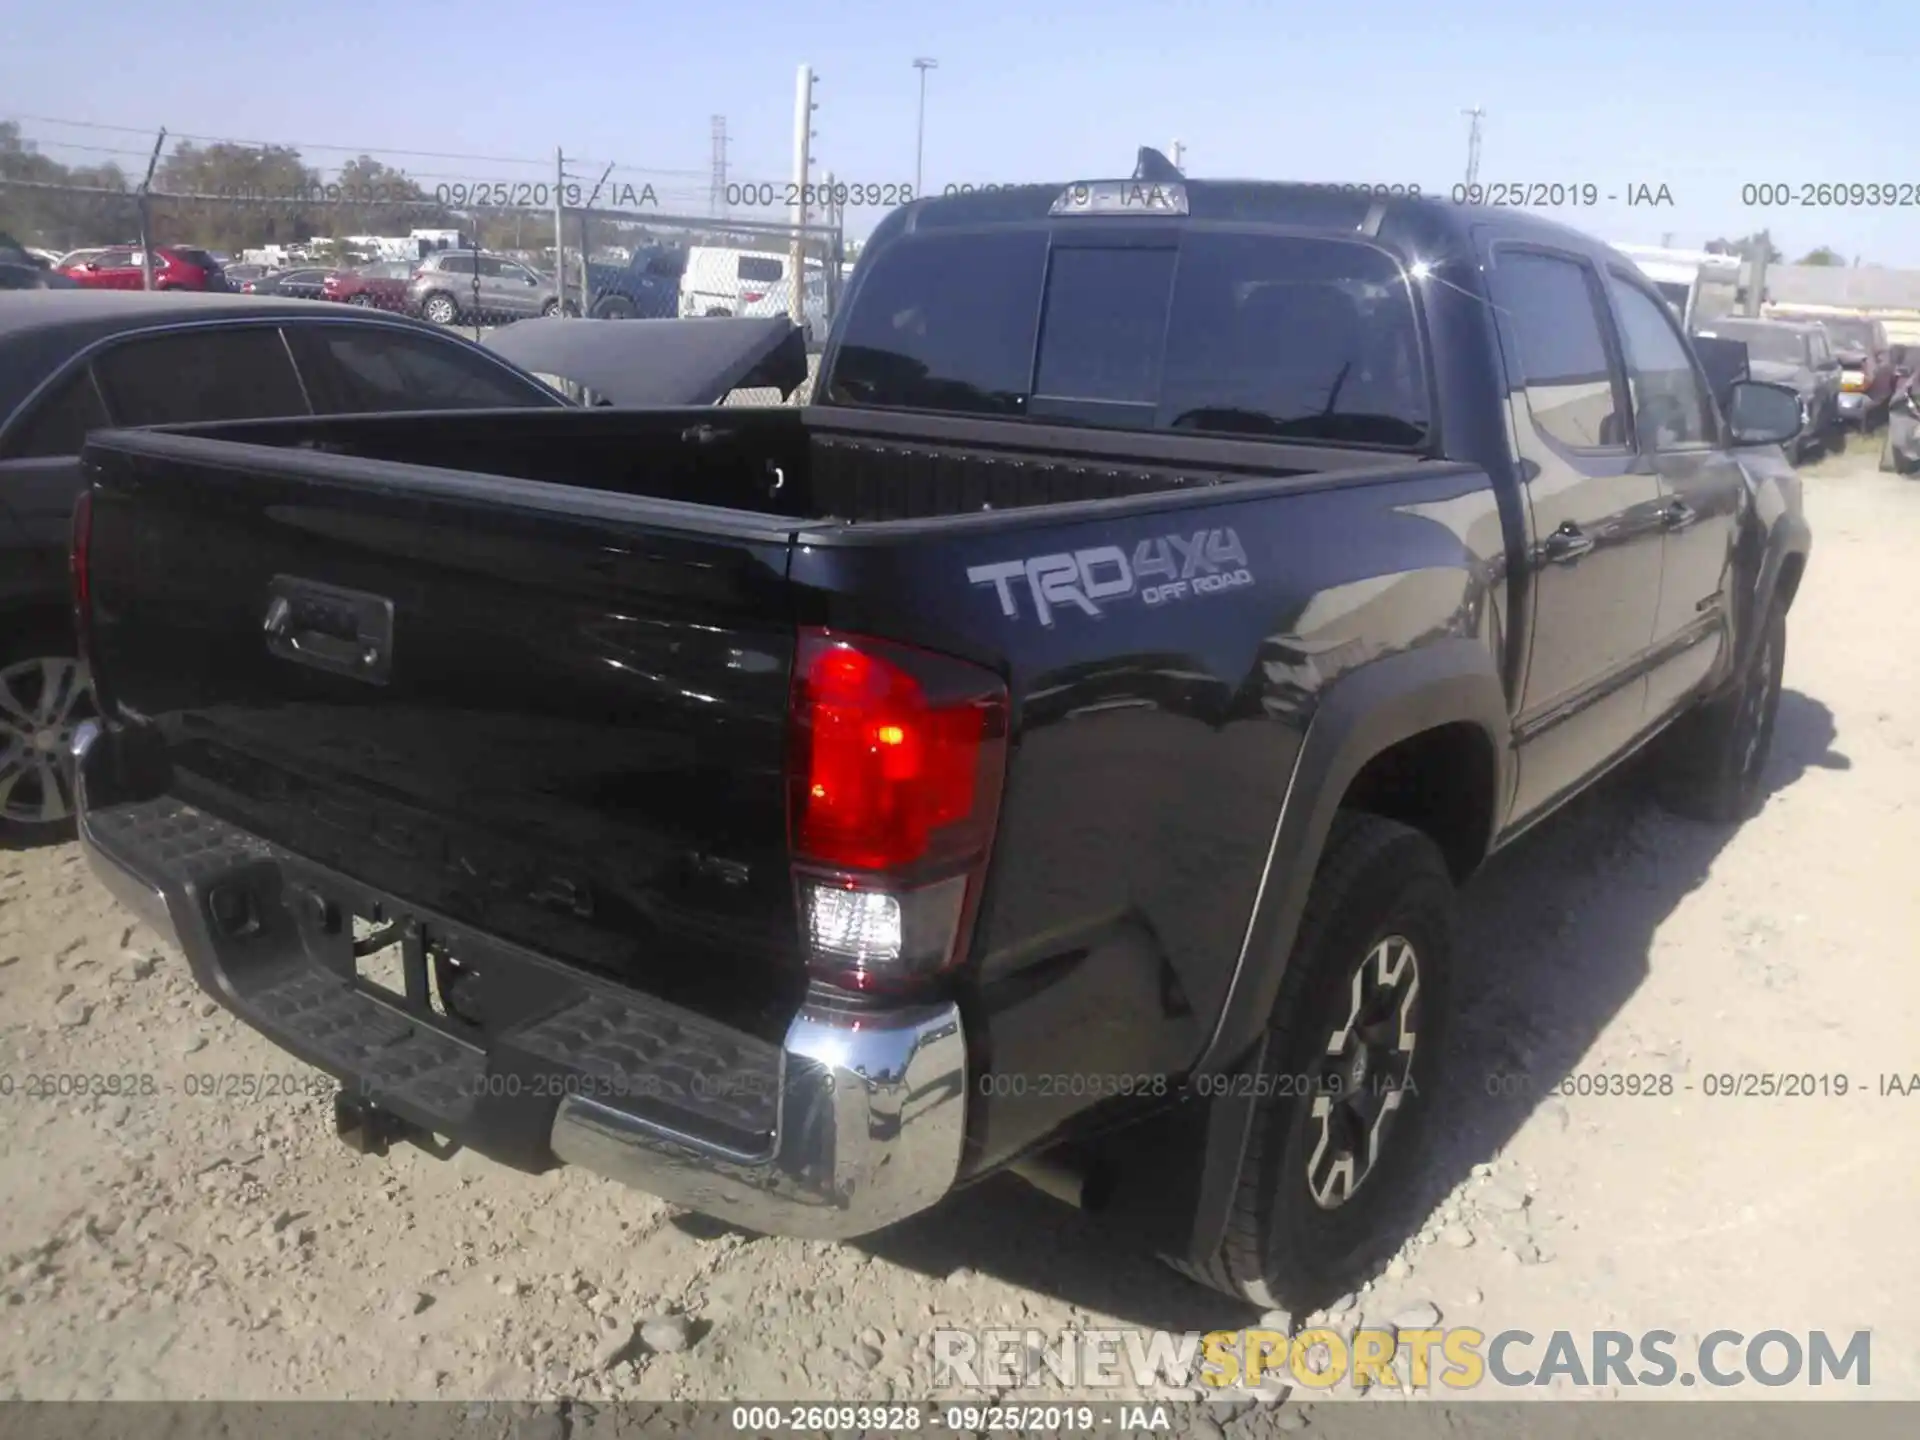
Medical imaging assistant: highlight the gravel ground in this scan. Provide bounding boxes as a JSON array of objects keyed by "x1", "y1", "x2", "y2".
[{"x1": 1, "y1": 437, "x2": 1915, "y2": 1412}]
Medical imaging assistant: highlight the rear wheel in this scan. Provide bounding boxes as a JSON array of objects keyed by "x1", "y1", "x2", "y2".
[
  {"x1": 594, "y1": 295, "x2": 635, "y2": 320},
  {"x1": 347, "y1": 293, "x2": 372, "y2": 306},
  {"x1": 1169, "y1": 812, "x2": 1455, "y2": 1312},
  {"x1": 0, "y1": 627, "x2": 95, "y2": 842},
  {"x1": 421, "y1": 291, "x2": 460, "y2": 326},
  {"x1": 1650, "y1": 600, "x2": 1786, "y2": 823}
]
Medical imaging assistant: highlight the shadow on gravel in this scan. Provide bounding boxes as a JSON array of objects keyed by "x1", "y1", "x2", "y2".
[
  {"x1": 845, "y1": 689, "x2": 1844, "y2": 1331},
  {"x1": 1416, "y1": 687, "x2": 1845, "y2": 1228}
]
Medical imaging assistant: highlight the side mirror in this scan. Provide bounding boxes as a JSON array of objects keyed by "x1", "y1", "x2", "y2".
[{"x1": 1727, "y1": 380, "x2": 1804, "y2": 447}]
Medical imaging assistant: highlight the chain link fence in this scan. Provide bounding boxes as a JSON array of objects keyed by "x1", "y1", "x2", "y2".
[{"x1": 3, "y1": 120, "x2": 849, "y2": 399}]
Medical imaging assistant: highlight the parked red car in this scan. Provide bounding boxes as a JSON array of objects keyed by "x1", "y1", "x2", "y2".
[
  {"x1": 323, "y1": 260, "x2": 415, "y2": 311},
  {"x1": 58, "y1": 245, "x2": 228, "y2": 291}
]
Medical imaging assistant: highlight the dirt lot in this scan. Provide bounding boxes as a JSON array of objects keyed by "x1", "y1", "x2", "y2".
[{"x1": 1, "y1": 437, "x2": 1915, "y2": 1412}]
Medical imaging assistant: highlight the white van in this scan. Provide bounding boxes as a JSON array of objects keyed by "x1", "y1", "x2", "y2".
[
  {"x1": 680, "y1": 246, "x2": 822, "y2": 318},
  {"x1": 1611, "y1": 245, "x2": 1741, "y2": 330}
]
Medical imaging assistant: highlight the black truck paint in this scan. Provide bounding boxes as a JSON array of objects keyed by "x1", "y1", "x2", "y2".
[{"x1": 67, "y1": 176, "x2": 1810, "y2": 1307}]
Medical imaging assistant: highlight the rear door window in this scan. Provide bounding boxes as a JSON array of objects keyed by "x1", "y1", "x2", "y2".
[
  {"x1": 1487, "y1": 250, "x2": 1627, "y2": 450},
  {"x1": 93, "y1": 326, "x2": 311, "y2": 425},
  {"x1": 827, "y1": 227, "x2": 1430, "y2": 446},
  {"x1": 287, "y1": 325, "x2": 557, "y2": 411}
]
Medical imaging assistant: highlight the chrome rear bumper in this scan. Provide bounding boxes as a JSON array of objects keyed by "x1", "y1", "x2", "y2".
[{"x1": 71, "y1": 719, "x2": 968, "y2": 1240}]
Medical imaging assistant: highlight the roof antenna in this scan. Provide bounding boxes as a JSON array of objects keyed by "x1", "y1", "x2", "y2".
[{"x1": 1133, "y1": 146, "x2": 1184, "y2": 183}]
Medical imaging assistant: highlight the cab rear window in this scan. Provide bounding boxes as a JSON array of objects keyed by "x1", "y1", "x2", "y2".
[{"x1": 825, "y1": 227, "x2": 1430, "y2": 447}]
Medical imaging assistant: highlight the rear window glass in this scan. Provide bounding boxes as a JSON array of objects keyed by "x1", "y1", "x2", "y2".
[
  {"x1": 826, "y1": 228, "x2": 1430, "y2": 447},
  {"x1": 738, "y1": 256, "x2": 784, "y2": 283},
  {"x1": 94, "y1": 327, "x2": 310, "y2": 426},
  {"x1": 172, "y1": 248, "x2": 220, "y2": 269}
]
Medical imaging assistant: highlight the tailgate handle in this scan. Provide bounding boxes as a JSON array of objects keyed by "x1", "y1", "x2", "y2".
[{"x1": 263, "y1": 576, "x2": 395, "y2": 685}]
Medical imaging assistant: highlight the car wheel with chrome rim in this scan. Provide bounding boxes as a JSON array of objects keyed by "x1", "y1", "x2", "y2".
[
  {"x1": 1170, "y1": 811, "x2": 1455, "y2": 1313},
  {"x1": 0, "y1": 636, "x2": 94, "y2": 842}
]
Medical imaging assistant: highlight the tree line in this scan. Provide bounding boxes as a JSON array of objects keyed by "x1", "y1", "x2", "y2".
[{"x1": 0, "y1": 123, "x2": 544, "y2": 254}]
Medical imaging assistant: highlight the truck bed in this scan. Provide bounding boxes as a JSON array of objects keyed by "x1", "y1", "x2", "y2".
[{"x1": 118, "y1": 403, "x2": 1427, "y2": 524}]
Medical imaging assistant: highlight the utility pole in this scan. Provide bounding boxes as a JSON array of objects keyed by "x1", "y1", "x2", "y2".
[
  {"x1": 710, "y1": 116, "x2": 730, "y2": 218},
  {"x1": 1461, "y1": 106, "x2": 1485, "y2": 189},
  {"x1": 552, "y1": 148, "x2": 567, "y2": 317},
  {"x1": 791, "y1": 64, "x2": 816, "y2": 328},
  {"x1": 1661, "y1": 231, "x2": 1675, "y2": 248},
  {"x1": 1745, "y1": 230, "x2": 1771, "y2": 318},
  {"x1": 138, "y1": 129, "x2": 166, "y2": 291},
  {"x1": 580, "y1": 161, "x2": 614, "y2": 316},
  {"x1": 913, "y1": 57, "x2": 938, "y2": 196},
  {"x1": 1170, "y1": 139, "x2": 1185, "y2": 171}
]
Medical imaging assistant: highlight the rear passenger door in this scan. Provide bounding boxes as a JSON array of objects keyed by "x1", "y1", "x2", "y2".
[
  {"x1": 1603, "y1": 270, "x2": 1741, "y2": 721},
  {"x1": 1482, "y1": 242, "x2": 1668, "y2": 821}
]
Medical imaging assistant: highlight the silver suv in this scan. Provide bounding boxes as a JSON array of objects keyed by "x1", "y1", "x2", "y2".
[{"x1": 407, "y1": 250, "x2": 571, "y2": 326}]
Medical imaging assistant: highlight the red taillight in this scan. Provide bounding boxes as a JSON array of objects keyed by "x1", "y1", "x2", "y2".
[
  {"x1": 788, "y1": 628, "x2": 1008, "y2": 989},
  {"x1": 741, "y1": 289, "x2": 765, "y2": 303}
]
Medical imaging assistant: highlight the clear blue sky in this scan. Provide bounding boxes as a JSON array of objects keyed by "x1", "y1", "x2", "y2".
[{"x1": 4, "y1": 0, "x2": 1916, "y2": 263}]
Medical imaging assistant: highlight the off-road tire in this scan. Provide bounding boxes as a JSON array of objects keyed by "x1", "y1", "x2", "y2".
[
  {"x1": 595, "y1": 296, "x2": 635, "y2": 320},
  {"x1": 1166, "y1": 812, "x2": 1455, "y2": 1313},
  {"x1": 1650, "y1": 600, "x2": 1787, "y2": 823}
]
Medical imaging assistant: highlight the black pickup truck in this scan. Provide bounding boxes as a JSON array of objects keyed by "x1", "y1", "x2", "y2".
[{"x1": 68, "y1": 158, "x2": 1810, "y2": 1312}]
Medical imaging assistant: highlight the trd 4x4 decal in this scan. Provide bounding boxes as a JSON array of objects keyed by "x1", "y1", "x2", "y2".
[{"x1": 967, "y1": 528, "x2": 1253, "y2": 627}]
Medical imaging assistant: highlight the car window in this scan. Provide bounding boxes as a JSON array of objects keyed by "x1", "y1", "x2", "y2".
[
  {"x1": 1607, "y1": 276, "x2": 1713, "y2": 449},
  {"x1": 474, "y1": 257, "x2": 506, "y2": 278},
  {"x1": 498, "y1": 261, "x2": 534, "y2": 282},
  {"x1": 738, "y1": 256, "x2": 784, "y2": 284},
  {"x1": 1, "y1": 367, "x2": 111, "y2": 459},
  {"x1": 828, "y1": 228, "x2": 1428, "y2": 445},
  {"x1": 93, "y1": 327, "x2": 311, "y2": 426},
  {"x1": 1486, "y1": 250, "x2": 1626, "y2": 450},
  {"x1": 92, "y1": 250, "x2": 133, "y2": 269},
  {"x1": 287, "y1": 325, "x2": 556, "y2": 412}
]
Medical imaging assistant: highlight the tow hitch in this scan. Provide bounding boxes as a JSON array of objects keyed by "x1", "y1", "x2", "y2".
[{"x1": 333, "y1": 1089, "x2": 414, "y2": 1157}]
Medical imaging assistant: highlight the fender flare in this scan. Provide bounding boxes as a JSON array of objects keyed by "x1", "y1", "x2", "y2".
[
  {"x1": 1177, "y1": 639, "x2": 1509, "y2": 1270},
  {"x1": 1734, "y1": 513, "x2": 1810, "y2": 679},
  {"x1": 1192, "y1": 637, "x2": 1510, "y2": 1078}
]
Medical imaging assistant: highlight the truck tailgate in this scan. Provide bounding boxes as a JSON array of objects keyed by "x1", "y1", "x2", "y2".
[{"x1": 81, "y1": 432, "x2": 808, "y2": 1038}]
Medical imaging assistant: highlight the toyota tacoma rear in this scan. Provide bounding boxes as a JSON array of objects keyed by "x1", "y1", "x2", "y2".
[{"x1": 68, "y1": 154, "x2": 1809, "y2": 1311}]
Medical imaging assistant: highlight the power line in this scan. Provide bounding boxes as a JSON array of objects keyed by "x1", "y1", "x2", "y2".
[{"x1": 6, "y1": 110, "x2": 712, "y2": 179}]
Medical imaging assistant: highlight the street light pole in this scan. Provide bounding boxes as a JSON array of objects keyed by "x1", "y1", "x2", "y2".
[{"x1": 913, "y1": 57, "x2": 938, "y2": 196}]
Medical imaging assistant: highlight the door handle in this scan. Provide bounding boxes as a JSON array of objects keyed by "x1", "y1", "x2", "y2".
[
  {"x1": 1662, "y1": 498, "x2": 1697, "y2": 530},
  {"x1": 1542, "y1": 522, "x2": 1594, "y2": 564}
]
